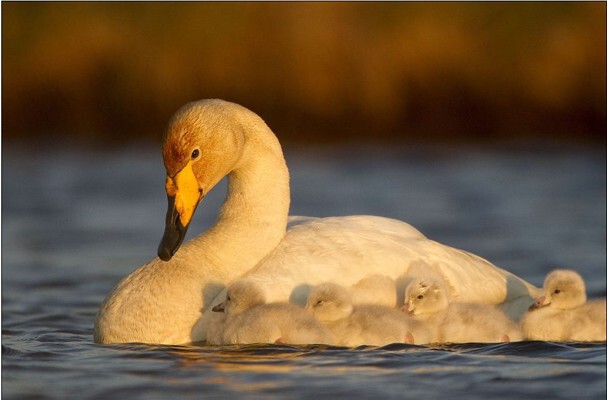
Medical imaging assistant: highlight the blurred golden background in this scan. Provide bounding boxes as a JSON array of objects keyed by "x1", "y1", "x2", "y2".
[{"x1": 2, "y1": 2, "x2": 605, "y2": 145}]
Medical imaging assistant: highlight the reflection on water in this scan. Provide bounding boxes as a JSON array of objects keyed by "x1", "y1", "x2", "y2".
[{"x1": 1, "y1": 143, "x2": 605, "y2": 399}]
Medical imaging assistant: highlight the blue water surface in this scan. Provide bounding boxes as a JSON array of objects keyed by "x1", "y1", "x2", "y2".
[{"x1": 2, "y1": 142, "x2": 605, "y2": 399}]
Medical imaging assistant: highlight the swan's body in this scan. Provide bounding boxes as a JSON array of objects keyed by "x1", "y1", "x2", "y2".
[
  {"x1": 94, "y1": 99, "x2": 539, "y2": 345},
  {"x1": 404, "y1": 277, "x2": 522, "y2": 343},
  {"x1": 522, "y1": 269, "x2": 606, "y2": 342},
  {"x1": 208, "y1": 279, "x2": 331, "y2": 345},
  {"x1": 306, "y1": 283, "x2": 420, "y2": 346}
]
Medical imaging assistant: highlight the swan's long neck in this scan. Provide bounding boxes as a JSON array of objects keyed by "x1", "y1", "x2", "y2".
[
  {"x1": 94, "y1": 114, "x2": 290, "y2": 344},
  {"x1": 183, "y1": 118, "x2": 290, "y2": 285}
]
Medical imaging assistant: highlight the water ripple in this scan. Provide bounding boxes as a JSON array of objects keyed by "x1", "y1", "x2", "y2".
[{"x1": 2, "y1": 145, "x2": 605, "y2": 400}]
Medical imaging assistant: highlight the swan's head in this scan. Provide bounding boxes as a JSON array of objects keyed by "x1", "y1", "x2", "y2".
[
  {"x1": 213, "y1": 279, "x2": 266, "y2": 317},
  {"x1": 306, "y1": 283, "x2": 353, "y2": 322},
  {"x1": 158, "y1": 99, "x2": 246, "y2": 260},
  {"x1": 530, "y1": 269, "x2": 587, "y2": 311},
  {"x1": 402, "y1": 279, "x2": 448, "y2": 316}
]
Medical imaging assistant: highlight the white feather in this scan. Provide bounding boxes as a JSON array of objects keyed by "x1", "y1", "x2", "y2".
[{"x1": 95, "y1": 100, "x2": 539, "y2": 345}]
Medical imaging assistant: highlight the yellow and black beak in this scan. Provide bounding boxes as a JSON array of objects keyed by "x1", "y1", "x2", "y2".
[{"x1": 157, "y1": 161, "x2": 203, "y2": 261}]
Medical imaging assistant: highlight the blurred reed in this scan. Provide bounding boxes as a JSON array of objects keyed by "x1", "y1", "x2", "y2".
[{"x1": 2, "y1": 2, "x2": 605, "y2": 145}]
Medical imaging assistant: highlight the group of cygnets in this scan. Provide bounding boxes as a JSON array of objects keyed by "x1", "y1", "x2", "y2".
[{"x1": 206, "y1": 269, "x2": 606, "y2": 346}]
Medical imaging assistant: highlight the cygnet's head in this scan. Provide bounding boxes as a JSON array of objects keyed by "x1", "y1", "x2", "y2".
[
  {"x1": 306, "y1": 283, "x2": 353, "y2": 322},
  {"x1": 402, "y1": 278, "x2": 449, "y2": 315},
  {"x1": 213, "y1": 279, "x2": 266, "y2": 316},
  {"x1": 532, "y1": 269, "x2": 587, "y2": 310}
]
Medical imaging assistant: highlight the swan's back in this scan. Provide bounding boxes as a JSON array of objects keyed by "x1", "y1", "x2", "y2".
[{"x1": 246, "y1": 215, "x2": 538, "y2": 321}]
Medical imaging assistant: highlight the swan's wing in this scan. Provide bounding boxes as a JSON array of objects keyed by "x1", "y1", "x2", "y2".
[
  {"x1": 287, "y1": 215, "x2": 319, "y2": 228},
  {"x1": 244, "y1": 215, "x2": 538, "y2": 316}
]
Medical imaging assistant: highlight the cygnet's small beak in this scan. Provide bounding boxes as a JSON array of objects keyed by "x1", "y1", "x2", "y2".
[
  {"x1": 400, "y1": 303, "x2": 414, "y2": 313},
  {"x1": 212, "y1": 303, "x2": 225, "y2": 313},
  {"x1": 528, "y1": 295, "x2": 549, "y2": 311}
]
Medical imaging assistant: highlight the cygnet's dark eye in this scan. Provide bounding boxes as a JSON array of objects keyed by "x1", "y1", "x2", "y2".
[
  {"x1": 553, "y1": 289, "x2": 561, "y2": 294},
  {"x1": 226, "y1": 296, "x2": 231, "y2": 301},
  {"x1": 315, "y1": 300, "x2": 324, "y2": 306},
  {"x1": 417, "y1": 295, "x2": 424, "y2": 300},
  {"x1": 191, "y1": 149, "x2": 200, "y2": 160}
]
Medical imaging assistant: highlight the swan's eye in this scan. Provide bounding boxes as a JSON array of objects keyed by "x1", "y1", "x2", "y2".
[
  {"x1": 191, "y1": 149, "x2": 200, "y2": 160},
  {"x1": 553, "y1": 289, "x2": 561, "y2": 294},
  {"x1": 417, "y1": 295, "x2": 424, "y2": 300}
]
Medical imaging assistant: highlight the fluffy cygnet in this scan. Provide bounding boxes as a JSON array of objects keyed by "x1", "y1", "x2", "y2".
[
  {"x1": 350, "y1": 274, "x2": 397, "y2": 307},
  {"x1": 403, "y1": 277, "x2": 522, "y2": 343},
  {"x1": 306, "y1": 282, "x2": 425, "y2": 346},
  {"x1": 521, "y1": 269, "x2": 606, "y2": 342},
  {"x1": 211, "y1": 279, "x2": 332, "y2": 345},
  {"x1": 205, "y1": 310, "x2": 227, "y2": 345}
]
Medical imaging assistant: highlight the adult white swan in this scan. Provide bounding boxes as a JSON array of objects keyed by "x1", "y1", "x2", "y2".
[{"x1": 94, "y1": 99, "x2": 538, "y2": 344}]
